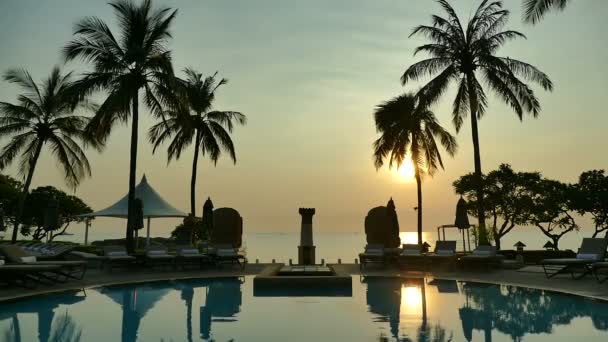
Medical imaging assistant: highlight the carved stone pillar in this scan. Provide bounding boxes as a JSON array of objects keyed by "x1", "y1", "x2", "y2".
[{"x1": 298, "y1": 208, "x2": 316, "y2": 265}]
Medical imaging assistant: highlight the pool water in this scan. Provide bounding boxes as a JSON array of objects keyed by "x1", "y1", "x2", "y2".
[{"x1": 1, "y1": 276, "x2": 608, "y2": 341}]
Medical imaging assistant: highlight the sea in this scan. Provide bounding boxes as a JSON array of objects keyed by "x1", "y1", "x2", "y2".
[{"x1": 7, "y1": 222, "x2": 602, "y2": 263}]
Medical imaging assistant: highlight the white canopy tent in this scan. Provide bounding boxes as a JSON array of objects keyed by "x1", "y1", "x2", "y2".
[{"x1": 80, "y1": 174, "x2": 188, "y2": 246}]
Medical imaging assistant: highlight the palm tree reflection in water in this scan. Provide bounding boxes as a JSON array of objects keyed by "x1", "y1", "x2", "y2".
[
  {"x1": 2, "y1": 311, "x2": 82, "y2": 342},
  {"x1": 460, "y1": 282, "x2": 608, "y2": 341},
  {"x1": 365, "y1": 277, "x2": 453, "y2": 341},
  {"x1": 200, "y1": 278, "x2": 243, "y2": 340}
]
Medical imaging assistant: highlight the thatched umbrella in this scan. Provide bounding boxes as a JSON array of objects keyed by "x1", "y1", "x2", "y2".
[
  {"x1": 201, "y1": 197, "x2": 214, "y2": 242},
  {"x1": 455, "y1": 197, "x2": 470, "y2": 229},
  {"x1": 455, "y1": 197, "x2": 472, "y2": 251}
]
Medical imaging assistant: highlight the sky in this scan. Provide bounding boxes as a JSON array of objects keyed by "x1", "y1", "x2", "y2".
[{"x1": 0, "y1": 0, "x2": 607, "y2": 236}]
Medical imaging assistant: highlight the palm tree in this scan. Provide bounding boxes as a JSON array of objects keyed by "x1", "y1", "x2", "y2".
[
  {"x1": 373, "y1": 93, "x2": 457, "y2": 245},
  {"x1": 402, "y1": 0, "x2": 552, "y2": 244},
  {"x1": 149, "y1": 69, "x2": 246, "y2": 217},
  {"x1": 523, "y1": 0, "x2": 571, "y2": 24},
  {"x1": 0, "y1": 67, "x2": 99, "y2": 243},
  {"x1": 64, "y1": 0, "x2": 177, "y2": 252}
]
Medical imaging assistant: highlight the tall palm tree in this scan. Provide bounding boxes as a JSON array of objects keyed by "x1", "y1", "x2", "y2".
[
  {"x1": 64, "y1": 0, "x2": 177, "y2": 252},
  {"x1": 402, "y1": 0, "x2": 552, "y2": 244},
  {"x1": 523, "y1": 0, "x2": 571, "y2": 24},
  {"x1": 0, "y1": 67, "x2": 99, "y2": 243},
  {"x1": 149, "y1": 69, "x2": 246, "y2": 217},
  {"x1": 373, "y1": 93, "x2": 457, "y2": 245}
]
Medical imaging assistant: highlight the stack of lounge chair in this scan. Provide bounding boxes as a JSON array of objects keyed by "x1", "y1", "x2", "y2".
[
  {"x1": 175, "y1": 245, "x2": 212, "y2": 269},
  {"x1": 397, "y1": 244, "x2": 428, "y2": 270},
  {"x1": 541, "y1": 238, "x2": 608, "y2": 279},
  {"x1": 13, "y1": 242, "x2": 76, "y2": 260},
  {"x1": 212, "y1": 244, "x2": 247, "y2": 269},
  {"x1": 103, "y1": 245, "x2": 137, "y2": 271},
  {"x1": 459, "y1": 245, "x2": 504, "y2": 269},
  {"x1": 427, "y1": 240, "x2": 457, "y2": 269},
  {"x1": 144, "y1": 245, "x2": 176, "y2": 269}
]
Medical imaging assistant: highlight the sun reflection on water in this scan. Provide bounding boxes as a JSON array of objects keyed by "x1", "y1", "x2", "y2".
[{"x1": 401, "y1": 286, "x2": 423, "y2": 315}]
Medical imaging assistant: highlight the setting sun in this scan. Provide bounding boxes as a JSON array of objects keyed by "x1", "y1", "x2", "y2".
[{"x1": 394, "y1": 158, "x2": 416, "y2": 182}]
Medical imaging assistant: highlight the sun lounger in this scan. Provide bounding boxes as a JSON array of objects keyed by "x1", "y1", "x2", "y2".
[
  {"x1": 592, "y1": 262, "x2": 608, "y2": 283},
  {"x1": 541, "y1": 238, "x2": 608, "y2": 279},
  {"x1": 103, "y1": 246, "x2": 138, "y2": 271},
  {"x1": 0, "y1": 244, "x2": 87, "y2": 280},
  {"x1": 145, "y1": 245, "x2": 176, "y2": 269},
  {"x1": 427, "y1": 240, "x2": 458, "y2": 269},
  {"x1": 397, "y1": 244, "x2": 429, "y2": 270},
  {"x1": 359, "y1": 244, "x2": 385, "y2": 269},
  {"x1": 13, "y1": 242, "x2": 76, "y2": 260},
  {"x1": 459, "y1": 245, "x2": 504, "y2": 270},
  {"x1": 175, "y1": 246, "x2": 212, "y2": 269},
  {"x1": 213, "y1": 244, "x2": 246, "y2": 269},
  {"x1": 0, "y1": 264, "x2": 65, "y2": 288}
]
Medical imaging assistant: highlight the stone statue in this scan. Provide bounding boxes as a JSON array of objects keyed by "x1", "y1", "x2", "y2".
[
  {"x1": 364, "y1": 198, "x2": 401, "y2": 248},
  {"x1": 211, "y1": 208, "x2": 243, "y2": 248}
]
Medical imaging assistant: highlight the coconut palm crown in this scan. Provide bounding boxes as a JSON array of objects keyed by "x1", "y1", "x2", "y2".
[
  {"x1": 402, "y1": 0, "x2": 553, "y2": 243},
  {"x1": 0, "y1": 67, "x2": 100, "y2": 242},
  {"x1": 149, "y1": 69, "x2": 246, "y2": 217},
  {"x1": 523, "y1": 0, "x2": 571, "y2": 24},
  {"x1": 63, "y1": 0, "x2": 177, "y2": 251},
  {"x1": 373, "y1": 93, "x2": 457, "y2": 245}
]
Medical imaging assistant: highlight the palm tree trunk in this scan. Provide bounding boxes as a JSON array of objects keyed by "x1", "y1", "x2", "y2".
[
  {"x1": 190, "y1": 130, "x2": 202, "y2": 216},
  {"x1": 415, "y1": 168, "x2": 423, "y2": 246},
  {"x1": 466, "y1": 75, "x2": 488, "y2": 245},
  {"x1": 126, "y1": 92, "x2": 139, "y2": 253},
  {"x1": 12, "y1": 314, "x2": 21, "y2": 342},
  {"x1": 11, "y1": 141, "x2": 43, "y2": 243}
]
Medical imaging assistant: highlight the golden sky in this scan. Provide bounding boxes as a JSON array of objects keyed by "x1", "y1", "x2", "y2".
[{"x1": 1, "y1": 0, "x2": 607, "y2": 234}]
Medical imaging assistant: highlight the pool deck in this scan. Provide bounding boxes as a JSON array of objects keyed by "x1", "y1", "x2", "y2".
[{"x1": 2, "y1": 263, "x2": 608, "y2": 302}]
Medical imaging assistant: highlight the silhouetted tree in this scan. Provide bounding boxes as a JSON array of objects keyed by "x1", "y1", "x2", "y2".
[
  {"x1": 20, "y1": 186, "x2": 93, "y2": 241},
  {"x1": 0, "y1": 67, "x2": 99, "y2": 243},
  {"x1": 453, "y1": 164, "x2": 540, "y2": 250},
  {"x1": 373, "y1": 93, "x2": 457, "y2": 245},
  {"x1": 523, "y1": 0, "x2": 571, "y2": 24},
  {"x1": 572, "y1": 170, "x2": 608, "y2": 237},
  {"x1": 461, "y1": 282, "x2": 588, "y2": 340},
  {"x1": 402, "y1": 0, "x2": 553, "y2": 244},
  {"x1": 0, "y1": 174, "x2": 22, "y2": 226},
  {"x1": 64, "y1": 0, "x2": 177, "y2": 252},
  {"x1": 149, "y1": 69, "x2": 245, "y2": 217},
  {"x1": 526, "y1": 179, "x2": 578, "y2": 250}
]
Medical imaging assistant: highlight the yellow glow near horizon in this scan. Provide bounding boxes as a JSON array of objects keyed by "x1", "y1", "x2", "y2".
[
  {"x1": 400, "y1": 232, "x2": 419, "y2": 245},
  {"x1": 401, "y1": 286, "x2": 422, "y2": 314},
  {"x1": 394, "y1": 158, "x2": 416, "y2": 183}
]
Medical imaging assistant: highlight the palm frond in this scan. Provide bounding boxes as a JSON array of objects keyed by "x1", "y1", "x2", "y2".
[
  {"x1": 3, "y1": 69, "x2": 43, "y2": 104},
  {"x1": 452, "y1": 79, "x2": 469, "y2": 131},
  {"x1": 372, "y1": 93, "x2": 457, "y2": 176},
  {"x1": 523, "y1": 0, "x2": 570, "y2": 24},
  {"x1": 401, "y1": 58, "x2": 452, "y2": 85}
]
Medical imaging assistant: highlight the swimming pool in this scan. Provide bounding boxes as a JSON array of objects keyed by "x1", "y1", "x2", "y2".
[{"x1": 1, "y1": 276, "x2": 608, "y2": 341}]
